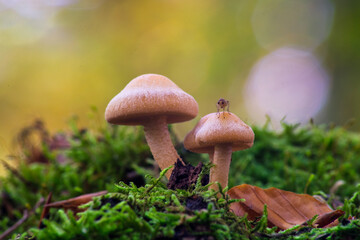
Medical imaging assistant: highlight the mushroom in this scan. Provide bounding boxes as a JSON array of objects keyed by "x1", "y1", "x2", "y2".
[
  {"x1": 105, "y1": 74, "x2": 198, "y2": 179},
  {"x1": 183, "y1": 112, "x2": 254, "y2": 192}
]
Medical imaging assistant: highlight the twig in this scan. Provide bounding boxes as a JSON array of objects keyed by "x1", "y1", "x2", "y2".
[
  {"x1": 0, "y1": 159, "x2": 30, "y2": 185},
  {"x1": 0, "y1": 210, "x2": 29, "y2": 240},
  {"x1": 39, "y1": 192, "x2": 53, "y2": 228},
  {"x1": 0, "y1": 197, "x2": 44, "y2": 240}
]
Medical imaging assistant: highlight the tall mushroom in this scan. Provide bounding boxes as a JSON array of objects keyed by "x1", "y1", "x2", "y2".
[
  {"x1": 105, "y1": 74, "x2": 198, "y2": 179},
  {"x1": 184, "y1": 112, "x2": 254, "y2": 192}
]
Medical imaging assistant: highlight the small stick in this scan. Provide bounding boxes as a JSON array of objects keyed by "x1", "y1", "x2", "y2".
[
  {"x1": 0, "y1": 159, "x2": 30, "y2": 185},
  {"x1": 0, "y1": 210, "x2": 29, "y2": 240},
  {"x1": 38, "y1": 192, "x2": 53, "y2": 228},
  {"x1": 0, "y1": 197, "x2": 44, "y2": 240}
]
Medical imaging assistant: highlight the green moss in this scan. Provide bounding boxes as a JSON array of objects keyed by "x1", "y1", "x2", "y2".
[
  {"x1": 16, "y1": 169, "x2": 360, "y2": 239},
  {"x1": 19, "y1": 167, "x2": 249, "y2": 239},
  {"x1": 2, "y1": 119, "x2": 360, "y2": 239},
  {"x1": 0, "y1": 121, "x2": 152, "y2": 234}
]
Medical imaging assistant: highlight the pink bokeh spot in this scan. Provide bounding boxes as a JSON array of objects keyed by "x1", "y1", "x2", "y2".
[{"x1": 244, "y1": 47, "x2": 330, "y2": 125}]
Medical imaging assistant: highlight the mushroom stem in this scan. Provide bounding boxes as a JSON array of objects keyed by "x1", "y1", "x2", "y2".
[
  {"x1": 209, "y1": 145, "x2": 232, "y2": 193},
  {"x1": 143, "y1": 117, "x2": 184, "y2": 179},
  {"x1": 208, "y1": 151, "x2": 214, "y2": 162}
]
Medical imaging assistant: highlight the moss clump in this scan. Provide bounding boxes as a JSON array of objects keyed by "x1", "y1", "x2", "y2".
[
  {"x1": 0, "y1": 120, "x2": 153, "y2": 235},
  {"x1": 1, "y1": 118, "x2": 360, "y2": 239},
  {"x1": 25, "y1": 167, "x2": 251, "y2": 239},
  {"x1": 17, "y1": 168, "x2": 360, "y2": 239}
]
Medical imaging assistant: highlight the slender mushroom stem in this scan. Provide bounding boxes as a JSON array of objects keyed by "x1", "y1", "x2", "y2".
[
  {"x1": 209, "y1": 144, "x2": 232, "y2": 192},
  {"x1": 143, "y1": 117, "x2": 184, "y2": 179}
]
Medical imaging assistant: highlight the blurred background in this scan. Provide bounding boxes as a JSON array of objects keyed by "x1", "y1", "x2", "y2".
[{"x1": 0, "y1": 0, "x2": 360, "y2": 166}]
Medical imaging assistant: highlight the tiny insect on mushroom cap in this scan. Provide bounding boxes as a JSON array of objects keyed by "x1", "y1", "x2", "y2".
[
  {"x1": 105, "y1": 74, "x2": 198, "y2": 179},
  {"x1": 184, "y1": 112, "x2": 254, "y2": 192}
]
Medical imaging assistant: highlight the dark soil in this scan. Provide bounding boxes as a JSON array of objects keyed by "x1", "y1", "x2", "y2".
[
  {"x1": 167, "y1": 160, "x2": 209, "y2": 190},
  {"x1": 123, "y1": 168, "x2": 145, "y2": 187},
  {"x1": 186, "y1": 196, "x2": 208, "y2": 211},
  {"x1": 99, "y1": 198, "x2": 122, "y2": 208},
  {"x1": 156, "y1": 224, "x2": 214, "y2": 240}
]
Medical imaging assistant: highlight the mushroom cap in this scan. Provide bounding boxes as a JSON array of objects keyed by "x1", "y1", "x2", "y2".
[
  {"x1": 105, "y1": 74, "x2": 198, "y2": 125},
  {"x1": 183, "y1": 112, "x2": 254, "y2": 153}
]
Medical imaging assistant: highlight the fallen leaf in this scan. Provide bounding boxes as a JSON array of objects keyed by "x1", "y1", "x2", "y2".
[
  {"x1": 227, "y1": 184, "x2": 344, "y2": 230},
  {"x1": 45, "y1": 191, "x2": 107, "y2": 214},
  {"x1": 313, "y1": 209, "x2": 345, "y2": 228}
]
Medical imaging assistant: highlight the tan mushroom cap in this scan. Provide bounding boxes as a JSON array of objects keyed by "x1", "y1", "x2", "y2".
[
  {"x1": 105, "y1": 74, "x2": 198, "y2": 125},
  {"x1": 184, "y1": 112, "x2": 254, "y2": 153}
]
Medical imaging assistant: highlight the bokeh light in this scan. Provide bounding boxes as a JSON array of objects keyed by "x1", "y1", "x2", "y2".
[
  {"x1": 252, "y1": 0, "x2": 334, "y2": 50},
  {"x1": 1, "y1": 1, "x2": 360, "y2": 174},
  {"x1": 244, "y1": 47, "x2": 330, "y2": 127},
  {"x1": 0, "y1": 0, "x2": 103, "y2": 46},
  {"x1": 0, "y1": 0, "x2": 58, "y2": 46}
]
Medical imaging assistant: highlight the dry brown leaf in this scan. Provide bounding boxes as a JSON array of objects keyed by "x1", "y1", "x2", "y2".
[
  {"x1": 45, "y1": 191, "x2": 107, "y2": 214},
  {"x1": 313, "y1": 209, "x2": 345, "y2": 228},
  {"x1": 227, "y1": 184, "x2": 344, "y2": 230}
]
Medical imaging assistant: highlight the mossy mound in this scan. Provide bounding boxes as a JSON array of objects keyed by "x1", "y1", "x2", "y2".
[
  {"x1": 16, "y1": 169, "x2": 360, "y2": 240},
  {"x1": 1, "y1": 118, "x2": 360, "y2": 239}
]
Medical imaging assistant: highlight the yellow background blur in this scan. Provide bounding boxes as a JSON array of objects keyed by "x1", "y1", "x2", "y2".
[{"x1": 1, "y1": 0, "x2": 360, "y2": 170}]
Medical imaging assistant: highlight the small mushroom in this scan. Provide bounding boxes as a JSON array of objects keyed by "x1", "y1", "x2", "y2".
[
  {"x1": 184, "y1": 112, "x2": 254, "y2": 192},
  {"x1": 105, "y1": 74, "x2": 198, "y2": 179}
]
